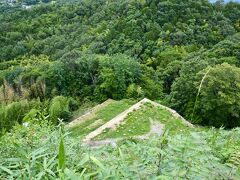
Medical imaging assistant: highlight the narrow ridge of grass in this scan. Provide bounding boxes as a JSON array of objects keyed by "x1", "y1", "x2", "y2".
[{"x1": 70, "y1": 99, "x2": 135, "y2": 138}]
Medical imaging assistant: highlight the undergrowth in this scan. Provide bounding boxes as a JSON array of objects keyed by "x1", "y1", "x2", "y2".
[{"x1": 0, "y1": 119, "x2": 239, "y2": 179}]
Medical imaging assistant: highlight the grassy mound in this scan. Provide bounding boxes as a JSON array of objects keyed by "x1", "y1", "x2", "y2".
[
  {"x1": 96, "y1": 102, "x2": 191, "y2": 140},
  {"x1": 70, "y1": 99, "x2": 135, "y2": 138}
]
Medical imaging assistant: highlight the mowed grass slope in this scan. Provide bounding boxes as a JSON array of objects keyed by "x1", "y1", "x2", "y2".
[
  {"x1": 96, "y1": 102, "x2": 191, "y2": 140},
  {"x1": 70, "y1": 99, "x2": 135, "y2": 138}
]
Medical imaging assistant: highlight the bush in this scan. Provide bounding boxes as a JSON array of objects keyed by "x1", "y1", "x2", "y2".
[
  {"x1": 49, "y1": 96, "x2": 72, "y2": 124},
  {"x1": 126, "y1": 84, "x2": 144, "y2": 99},
  {"x1": 0, "y1": 100, "x2": 30, "y2": 131},
  {"x1": 0, "y1": 122, "x2": 239, "y2": 179},
  {"x1": 68, "y1": 97, "x2": 79, "y2": 112}
]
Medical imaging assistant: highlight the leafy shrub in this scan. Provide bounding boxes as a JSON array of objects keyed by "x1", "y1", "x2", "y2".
[
  {"x1": 0, "y1": 100, "x2": 30, "y2": 131},
  {"x1": 49, "y1": 96, "x2": 71, "y2": 123},
  {"x1": 0, "y1": 122, "x2": 239, "y2": 179},
  {"x1": 126, "y1": 84, "x2": 144, "y2": 99},
  {"x1": 68, "y1": 97, "x2": 79, "y2": 112},
  {"x1": 228, "y1": 151, "x2": 240, "y2": 167}
]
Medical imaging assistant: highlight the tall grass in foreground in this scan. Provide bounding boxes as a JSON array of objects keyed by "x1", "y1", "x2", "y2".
[{"x1": 0, "y1": 118, "x2": 239, "y2": 179}]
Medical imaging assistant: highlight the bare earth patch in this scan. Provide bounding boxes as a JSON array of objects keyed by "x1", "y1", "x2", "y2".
[{"x1": 136, "y1": 120, "x2": 165, "y2": 140}]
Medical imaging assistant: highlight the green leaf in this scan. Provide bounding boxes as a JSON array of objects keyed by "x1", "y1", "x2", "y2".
[
  {"x1": 0, "y1": 165, "x2": 13, "y2": 175},
  {"x1": 58, "y1": 135, "x2": 65, "y2": 171},
  {"x1": 64, "y1": 168, "x2": 83, "y2": 180},
  {"x1": 118, "y1": 148, "x2": 123, "y2": 158},
  {"x1": 90, "y1": 156, "x2": 105, "y2": 169}
]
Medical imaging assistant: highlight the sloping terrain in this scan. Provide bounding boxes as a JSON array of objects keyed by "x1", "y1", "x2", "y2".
[
  {"x1": 85, "y1": 121, "x2": 165, "y2": 147},
  {"x1": 95, "y1": 102, "x2": 191, "y2": 141},
  {"x1": 68, "y1": 98, "x2": 193, "y2": 145},
  {"x1": 68, "y1": 99, "x2": 114, "y2": 128},
  {"x1": 68, "y1": 99, "x2": 135, "y2": 138},
  {"x1": 84, "y1": 99, "x2": 193, "y2": 142}
]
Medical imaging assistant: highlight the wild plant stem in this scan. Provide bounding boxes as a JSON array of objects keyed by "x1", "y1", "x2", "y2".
[{"x1": 191, "y1": 68, "x2": 211, "y2": 122}]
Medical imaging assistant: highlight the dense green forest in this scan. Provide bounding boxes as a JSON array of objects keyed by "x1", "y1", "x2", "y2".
[
  {"x1": 1, "y1": 0, "x2": 240, "y2": 131},
  {"x1": 0, "y1": 0, "x2": 240, "y2": 178}
]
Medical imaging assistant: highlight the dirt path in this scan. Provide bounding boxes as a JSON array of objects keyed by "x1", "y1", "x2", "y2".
[
  {"x1": 83, "y1": 98, "x2": 193, "y2": 142},
  {"x1": 67, "y1": 99, "x2": 114, "y2": 128},
  {"x1": 84, "y1": 121, "x2": 165, "y2": 148}
]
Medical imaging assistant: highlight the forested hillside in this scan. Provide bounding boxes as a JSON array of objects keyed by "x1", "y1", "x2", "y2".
[
  {"x1": 0, "y1": 0, "x2": 240, "y2": 179},
  {"x1": 1, "y1": 0, "x2": 239, "y2": 62},
  {"x1": 1, "y1": 0, "x2": 240, "y2": 131}
]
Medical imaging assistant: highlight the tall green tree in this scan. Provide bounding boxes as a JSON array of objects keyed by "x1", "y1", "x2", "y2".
[{"x1": 193, "y1": 63, "x2": 240, "y2": 128}]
